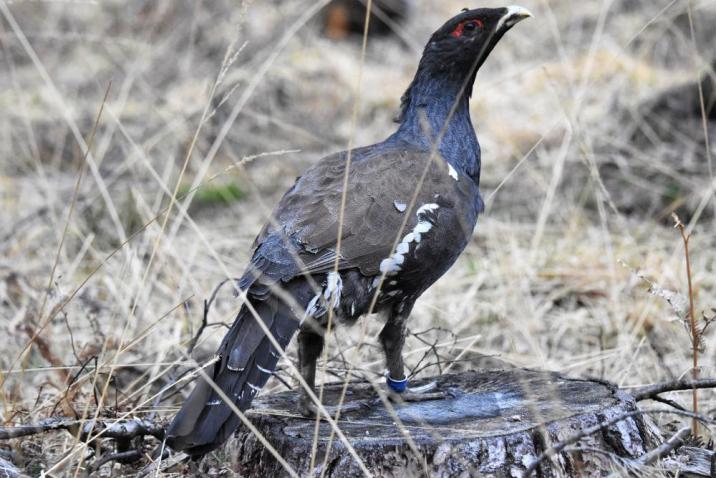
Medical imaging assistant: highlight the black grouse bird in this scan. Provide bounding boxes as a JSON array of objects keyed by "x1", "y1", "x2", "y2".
[{"x1": 167, "y1": 6, "x2": 531, "y2": 456}]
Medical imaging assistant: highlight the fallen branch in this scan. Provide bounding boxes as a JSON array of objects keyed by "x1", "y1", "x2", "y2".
[
  {"x1": 82, "y1": 417, "x2": 165, "y2": 442},
  {"x1": 637, "y1": 426, "x2": 691, "y2": 466},
  {"x1": 89, "y1": 449, "x2": 143, "y2": 471},
  {"x1": 631, "y1": 378, "x2": 716, "y2": 401},
  {"x1": 0, "y1": 417, "x2": 164, "y2": 442},
  {"x1": 0, "y1": 417, "x2": 75, "y2": 439}
]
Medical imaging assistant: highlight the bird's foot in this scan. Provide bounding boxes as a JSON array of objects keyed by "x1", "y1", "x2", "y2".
[
  {"x1": 401, "y1": 382, "x2": 447, "y2": 402},
  {"x1": 385, "y1": 378, "x2": 447, "y2": 403},
  {"x1": 299, "y1": 398, "x2": 319, "y2": 418},
  {"x1": 298, "y1": 391, "x2": 325, "y2": 418}
]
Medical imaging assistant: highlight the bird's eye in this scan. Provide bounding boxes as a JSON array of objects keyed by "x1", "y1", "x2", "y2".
[
  {"x1": 450, "y1": 19, "x2": 483, "y2": 37},
  {"x1": 464, "y1": 21, "x2": 478, "y2": 31}
]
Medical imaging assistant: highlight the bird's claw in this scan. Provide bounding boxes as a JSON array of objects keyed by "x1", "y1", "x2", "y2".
[
  {"x1": 406, "y1": 381, "x2": 438, "y2": 394},
  {"x1": 298, "y1": 398, "x2": 319, "y2": 418},
  {"x1": 387, "y1": 381, "x2": 446, "y2": 403}
]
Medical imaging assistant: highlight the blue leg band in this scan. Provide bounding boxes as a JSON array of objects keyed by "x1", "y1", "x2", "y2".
[{"x1": 386, "y1": 374, "x2": 408, "y2": 393}]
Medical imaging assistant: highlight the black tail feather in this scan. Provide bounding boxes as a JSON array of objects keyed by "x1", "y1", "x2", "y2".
[{"x1": 166, "y1": 286, "x2": 305, "y2": 457}]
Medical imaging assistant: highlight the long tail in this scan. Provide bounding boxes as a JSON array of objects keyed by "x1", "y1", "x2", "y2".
[{"x1": 166, "y1": 287, "x2": 304, "y2": 457}]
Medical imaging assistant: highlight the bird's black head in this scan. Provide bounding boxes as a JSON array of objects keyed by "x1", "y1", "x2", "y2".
[
  {"x1": 421, "y1": 6, "x2": 532, "y2": 78},
  {"x1": 396, "y1": 6, "x2": 531, "y2": 123},
  {"x1": 395, "y1": 6, "x2": 532, "y2": 123}
]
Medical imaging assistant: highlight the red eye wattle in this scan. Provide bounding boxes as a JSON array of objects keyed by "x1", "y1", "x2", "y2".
[{"x1": 450, "y1": 19, "x2": 484, "y2": 37}]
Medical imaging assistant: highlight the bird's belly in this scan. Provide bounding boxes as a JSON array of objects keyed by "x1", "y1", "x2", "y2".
[
  {"x1": 378, "y1": 203, "x2": 478, "y2": 299},
  {"x1": 317, "y1": 208, "x2": 477, "y2": 323},
  {"x1": 406, "y1": 222, "x2": 471, "y2": 284}
]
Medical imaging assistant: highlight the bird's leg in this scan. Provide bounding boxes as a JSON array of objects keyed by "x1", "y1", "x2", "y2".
[
  {"x1": 297, "y1": 328, "x2": 324, "y2": 417},
  {"x1": 379, "y1": 312, "x2": 408, "y2": 390},
  {"x1": 379, "y1": 310, "x2": 445, "y2": 403}
]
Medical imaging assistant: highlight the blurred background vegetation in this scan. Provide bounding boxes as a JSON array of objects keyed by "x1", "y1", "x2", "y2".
[{"x1": 0, "y1": 0, "x2": 715, "y2": 475}]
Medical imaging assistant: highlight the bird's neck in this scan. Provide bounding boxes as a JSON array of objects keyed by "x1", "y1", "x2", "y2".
[{"x1": 391, "y1": 73, "x2": 481, "y2": 181}]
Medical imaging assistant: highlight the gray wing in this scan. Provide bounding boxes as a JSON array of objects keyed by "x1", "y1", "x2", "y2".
[{"x1": 245, "y1": 144, "x2": 481, "y2": 285}]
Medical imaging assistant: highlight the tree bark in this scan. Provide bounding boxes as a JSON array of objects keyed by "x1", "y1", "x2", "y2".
[{"x1": 231, "y1": 369, "x2": 662, "y2": 477}]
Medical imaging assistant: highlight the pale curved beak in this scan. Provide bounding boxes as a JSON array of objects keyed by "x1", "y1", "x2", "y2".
[{"x1": 496, "y1": 5, "x2": 533, "y2": 31}]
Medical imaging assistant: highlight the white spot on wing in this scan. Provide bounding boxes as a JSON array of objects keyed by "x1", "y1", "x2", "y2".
[
  {"x1": 417, "y1": 203, "x2": 439, "y2": 215},
  {"x1": 448, "y1": 163, "x2": 458, "y2": 181},
  {"x1": 380, "y1": 258, "x2": 401, "y2": 275},
  {"x1": 374, "y1": 203, "x2": 440, "y2": 284},
  {"x1": 414, "y1": 221, "x2": 432, "y2": 234}
]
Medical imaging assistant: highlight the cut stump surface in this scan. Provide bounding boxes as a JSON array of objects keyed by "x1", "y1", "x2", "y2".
[{"x1": 233, "y1": 369, "x2": 660, "y2": 477}]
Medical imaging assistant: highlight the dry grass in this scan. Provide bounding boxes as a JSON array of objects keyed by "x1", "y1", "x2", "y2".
[{"x1": 1, "y1": 0, "x2": 715, "y2": 476}]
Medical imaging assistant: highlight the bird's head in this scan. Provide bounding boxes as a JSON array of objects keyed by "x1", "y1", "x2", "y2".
[
  {"x1": 396, "y1": 6, "x2": 531, "y2": 124},
  {"x1": 418, "y1": 6, "x2": 532, "y2": 79}
]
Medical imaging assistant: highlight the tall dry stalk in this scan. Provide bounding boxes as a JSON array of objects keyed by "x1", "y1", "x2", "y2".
[{"x1": 672, "y1": 213, "x2": 698, "y2": 436}]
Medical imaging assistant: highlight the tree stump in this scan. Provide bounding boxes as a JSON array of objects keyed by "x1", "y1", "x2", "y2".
[{"x1": 232, "y1": 369, "x2": 661, "y2": 477}]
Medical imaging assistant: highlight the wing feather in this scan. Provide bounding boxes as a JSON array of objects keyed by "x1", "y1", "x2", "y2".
[{"x1": 245, "y1": 144, "x2": 479, "y2": 283}]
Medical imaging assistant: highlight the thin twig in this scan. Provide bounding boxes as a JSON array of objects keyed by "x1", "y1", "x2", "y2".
[
  {"x1": 185, "y1": 278, "x2": 240, "y2": 355},
  {"x1": 186, "y1": 300, "x2": 209, "y2": 356},
  {"x1": 631, "y1": 378, "x2": 716, "y2": 401},
  {"x1": 151, "y1": 279, "x2": 238, "y2": 418},
  {"x1": 648, "y1": 395, "x2": 686, "y2": 411},
  {"x1": 50, "y1": 355, "x2": 98, "y2": 416}
]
